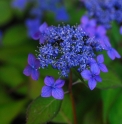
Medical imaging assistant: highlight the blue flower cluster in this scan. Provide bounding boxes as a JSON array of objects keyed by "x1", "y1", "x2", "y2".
[
  {"x1": 82, "y1": 0, "x2": 122, "y2": 29},
  {"x1": 11, "y1": 0, "x2": 69, "y2": 38},
  {"x1": 36, "y1": 24, "x2": 104, "y2": 78},
  {"x1": 23, "y1": 23, "x2": 121, "y2": 96}
]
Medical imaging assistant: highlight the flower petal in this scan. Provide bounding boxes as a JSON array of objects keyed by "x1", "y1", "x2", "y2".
[
  {"x1": 99, "y1": 63, "x2": 108, "y2": 72},
  {"x1": 32, "y1": 31, "x2": 40, "y2": 40},
  {"x1": 88, "y1": 78, "x2": 97, "y2": 90},
  {"x1": 31, "y1": 69, "x2": 39, "y2": 80},
  {"x1": 55, "y1": 79, "x2": 65, "y2": 88},
  {"x1": 94, "y1": 75, "x2": 102, "y2": 82},
  {"x1": 34, "y1": 59, "x2": 40, "y2": 69},
  {"x1": 113, "y1": 48, "x2": 121, "y2": 59},
  {"x1": 44, "y1": 76, "x2": 55, "y2": 86},
  {"x1": 41, "y1": 86, "x2": 52, "y2": 97},
  {"x1": 107, "y1": 49, "x2": 115, "y2": 60},
  {"x1": 52, "y1": 88, "x2": 64, "y2": 100},
  {"x1": 23, "y1": 65, "x2": 32, "y2": 76},
  {"x1": 39, "y1": 36, "x2": 45, "y2": 44},
  {"x1": 97, "y1": 54, "x2": 104, "y2": 63},
  {"x1": 39, "y1": 22, "x2": 48, "y2": 33},
  {"x1": 91, "y1": 63, "x2": 100, "y2": 75},
  {"x1": 81, "y1": 70, "x2": 91, "y2": 80},
  {"x1": 28, "y1": 54, "x2": 36, "y2": 67}
]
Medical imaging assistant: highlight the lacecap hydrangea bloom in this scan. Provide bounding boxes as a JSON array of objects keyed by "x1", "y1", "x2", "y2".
[
  {"x1": 23, "y1": 23, "x2": 121, "y2": 99},
  {"x1": 82, "y1": 0, "x2": 122, "y2": 29}
]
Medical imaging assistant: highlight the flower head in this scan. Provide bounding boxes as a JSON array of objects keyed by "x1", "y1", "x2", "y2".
[
  {"x1": 81, "y1": 68, "x2": 102, "y2": 90},
  {"x1": 41, "y1": 76, "x2": 65, "y2": 100},
  {"x1": 89, "y1": 54, "x2": 108, "y2": 73},
  {"x1": 23, "y1": 54, "x2": 40, "y2": 80}
]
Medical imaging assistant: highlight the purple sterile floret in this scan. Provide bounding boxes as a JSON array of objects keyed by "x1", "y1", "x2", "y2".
[
  {"x1": 41, "y1": 76, "x2": 65, "y2": 100},
  {"x1": 81, "y1": 68, "x2": 102, "y2": 90},
  {"x1": 103, "y1": 38, "x2": 121, "y2": 60},
  {"x1": 32, "y1": 22, "x2": 48, "y2": 44},
  {"x1": 23, "y1": 54, "x2": 40, "y2": 80},
  {"x1": 89, "y1": 54, "x2": 108, "y2": 73}
]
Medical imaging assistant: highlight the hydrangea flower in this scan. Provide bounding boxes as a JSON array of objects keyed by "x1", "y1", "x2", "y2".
[
  {"x1": 81, "y1": 68, "x2": 102, "y2": 90},
  {"x1": 23, "y1": 23, "x2": 121, "y2": 94},
  {"x1": 89, "y1": 55, "x2": 108, "y2": 73},
  {"x1": 79, "y1": 15, "x2": 107, "y2": 44},
  {"x1": 41, "y1": 76, "x2": 65, "y2": 99},
  {"x1": 23, "y1": 54, "x2": 40, "y2": 80},
  {"x1": 82, "y1": 0, "x2": 122, "y2": 28},
  {"x1": 32, "y1": 22, "x2": 48, "y2": 44},
  {"x1": 103, "y1": 37, "x2": 121, "y2": 60}
]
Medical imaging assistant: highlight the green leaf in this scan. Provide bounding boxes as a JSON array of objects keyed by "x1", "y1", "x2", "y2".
[
  {"x1": 3, "y1": 24, "x2": 28, "y2": 46},
  {"x1": 101, "y1": 88, "x2": 122, "y2": 123},
  {"x1": 52, "y1": 94, "x2": 73, "y2": 124},
  {"x1": 109, "y1": 91, "x2": 122, "y2": 124},
  {"x1": 97, "y1": 70, "x2": 122, "y2": 89},
  {"x1": 27, "y1": 96, "x2": 62, "y2": 124},
  {"x1": 0, "y1": 100, "x2": 27, "y2": 124},
  {"x1": 0, "y1": 1, "x2": 13, "y2": 25},
  {"x1": 0, "y1": 65, "x2": 24, "y2": 87}
]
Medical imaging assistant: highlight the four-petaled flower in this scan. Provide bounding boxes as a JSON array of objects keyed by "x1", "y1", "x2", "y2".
[
  {"x1": 89, "y1": 54, "x2": 108, "y2": 73},
  {"x1": 32, "y1": 22, "x2": 48, "y2": 44},
  {"x1": 103, "y1": 37, "x2": 121, "y2": 60},
  {"x1": 81, "y1": 68, "x2": 102, "y2": 90},
  {"x1": 23, "y1": 54, "x2": 40, "y2": 80},
  {"x1": 41, "y1": 76, "x2": 65, "y2": 100}
]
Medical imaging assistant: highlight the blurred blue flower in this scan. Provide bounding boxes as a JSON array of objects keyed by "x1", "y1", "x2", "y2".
[
  {"x1": 23, "y1": 54, "x2": 40, "y2": 80},
  {"x1": 41, "y1": 76, "x2": 65, "y2": 100},
  {"x1": 82, "y1": 0, "x2": 122, "y2": 28},
  {"x1": 11, "y1": 0, "x2": 28, "y2": 10},
  {"x1": 25, "y1": 18, "x2": 40, "y2": 38},
  {"x1": 81, "y1": 68, "x2": 102, "y2": 90},
  {"x1": 32, "y1": 22, "x2": 48, "y2": 44}
]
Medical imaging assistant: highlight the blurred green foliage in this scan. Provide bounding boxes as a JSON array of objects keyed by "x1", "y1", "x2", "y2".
[{"x1": 0, "y1": 0, "x2": 122, "y2": 124}]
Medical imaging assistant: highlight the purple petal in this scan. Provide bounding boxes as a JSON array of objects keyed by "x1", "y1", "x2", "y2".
[
  {"x1": 44, "y1": 76, "x2": 55, "y2": 86},
  {"x1": 99, "y1": 63, "x2": 108, "y2": 72},
  {"x1": 89, "y1": 19, "x2": 96, "y2": 27},
  {"x1": 52, "y1": 88, "x2": 64, "y2": 100},
  {"x1": 91, "y1": 63, "x2": 100, "y2": 75},
  {"x1": 41, "y1": 86, "x2": 52, "y2": 97},
  {"x1": 81, "y1": 70, "x2": 91, "y2": 80},
  {"x1": 88, "y1": 78, "x2": 97, "y2": 90},
  {"x1": 39, "y1": 36, "x2": 45, "y2": 44},
  {"x1": 55, "y1": 79, "x2": 65, "y2": 88},
  {"x1": 28, "y1": 54, "x2": 36, "y2": 67},
  {"x1": 89, "y1": 58, "x2": 96, "y2": 65},
  {"x1": 39, "y1": 22, "x2": 48, "y2": 33},
  {"x1": 107, "y1": 49, "x2": 115, "y2": 60},
  {"x1": 97, "y1": 26, "x2": 106, "y2": 35},
  {"x1": 104, "y1": 37, "x2": 111, "y2": 48},
  {"x1": 32, "y1": 31, "x2": 40, "y2": 40},
  {"x1": 23, "y1": 65, "x2": 32, "y2": 76},
  {"x1": 81, "y1": 15, "x2": 89, "y2": 25},
  {"x1": 34, "y1": 59, "x2": 40, "y2": 69},
  {"x1": 113, "y1": 48, "x2": 121, "y2": 59},
  {"x1": 94, "y1": 75, "x2": 102, "y2": 82},
  {"x1": 97, "y1": 54, "x2": 104, "y2": 63},
  {"x1": 31, "y1": 69, "x2": 39, "y2": 80}
]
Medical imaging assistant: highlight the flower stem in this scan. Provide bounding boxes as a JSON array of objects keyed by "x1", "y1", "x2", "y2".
[{"x1": 69, "y1": 70, "x2": 77, "y2": 124}]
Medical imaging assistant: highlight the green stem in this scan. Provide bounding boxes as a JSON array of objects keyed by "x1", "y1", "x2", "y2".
[{"x1": 69, "y1": 70, "x2": 77, "y2": 124}]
